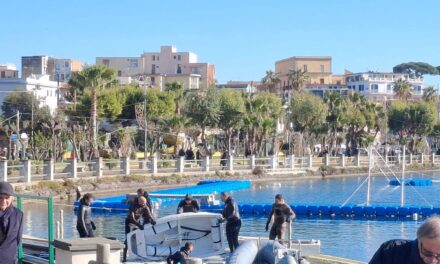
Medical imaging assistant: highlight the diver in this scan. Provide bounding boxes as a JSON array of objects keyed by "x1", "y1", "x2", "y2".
[
  {"x1": 167, "y1": 242, "x2": 193, "y2": 264},
  {"x1": 177, "y1": 194, "x2": 200, "y2": 214},
  {"x1": 266, "y1": 194, "x2": 296, "y2": 243}
]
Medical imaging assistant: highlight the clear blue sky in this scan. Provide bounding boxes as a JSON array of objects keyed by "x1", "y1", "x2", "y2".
[{"x1": 2, "y1": 0, "x2": 440, "y2": 84}]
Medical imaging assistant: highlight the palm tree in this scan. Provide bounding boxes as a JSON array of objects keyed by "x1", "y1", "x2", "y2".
[
  {"x1": 287, "y1": 68, "x2": 309, "y2": 93},
  {"x1": 324, "y1": 92, "x2": 343, "y2": 154},
  {"x1": 68, "y1": 65, "x2": 115, "y2": 155},
  {"x1": 165, "y1": 82, "x2": 184, "y2": 115},
  {"x1": 393, "y1": 79, "x2": 412, "y2": 101},
  {"x1": 422, "y1": 86, "x2": 438, "y2": 103},
  {"x1": 261, "y1": 70, "x2": 280, "y2": 93}
]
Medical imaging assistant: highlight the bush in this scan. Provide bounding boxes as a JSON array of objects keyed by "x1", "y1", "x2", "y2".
[{"x1": 252, "y1": 166, "x2": 264, "y2": 176}]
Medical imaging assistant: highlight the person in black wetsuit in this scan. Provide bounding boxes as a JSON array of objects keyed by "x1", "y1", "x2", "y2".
[
  {"x1": 123, "y1": 196, "x2": 156, "y2": 262},
  {"x1": 131, "y1": 188, "x2": 153, "y2": 213},
  {"x1": 177, "y1": 194, "x2": 200, "y2": 214},
  {"x1": 76, "y1": 193, "x2": 95, "y2": 238},
  {"x1": 167, "y1": 242, "x2": 193, "y2": 264},
  {"x1": 220, "y1": 192, "x2": 241, "y2": 253},
  {"x1": 370, "y1": 216, "x2": 440, "y2": 264},
  {"x1": 266, "y1": 194, "x2": 295, "y2": 243}
]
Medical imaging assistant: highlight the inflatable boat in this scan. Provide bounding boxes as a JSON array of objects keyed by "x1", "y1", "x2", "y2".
[{"x1": 126, "y1": 212, "x2": 225, "y2": 261}]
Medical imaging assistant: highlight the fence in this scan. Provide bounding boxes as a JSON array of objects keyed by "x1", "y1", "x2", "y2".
[{"x1": 1, "y1": 152, "x2": 439, "y2": 183}]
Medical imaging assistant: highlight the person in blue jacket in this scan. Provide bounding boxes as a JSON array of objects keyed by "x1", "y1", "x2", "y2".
[{"x1": 0, "y1": 182, "x2": 23, "y2": 264}]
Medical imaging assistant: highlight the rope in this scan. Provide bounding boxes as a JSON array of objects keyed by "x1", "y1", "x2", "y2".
[{"x1": 341, "y1": 176, "x2": 369, "y2": 207}]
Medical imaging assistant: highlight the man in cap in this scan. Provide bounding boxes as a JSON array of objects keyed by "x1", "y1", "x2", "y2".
[
  {"x1": 0, "y1": 182, "x2": 23, "y2": 264},
  {"x1": 177, "y1": 194, "x2": 200, "y2": 214}
]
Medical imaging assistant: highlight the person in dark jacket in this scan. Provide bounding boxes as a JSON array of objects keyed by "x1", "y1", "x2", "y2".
[
  {"x1": 130, "y1": 188, "x2": 153, "y2": 213},
  {"x1": 220, "y1": 192, "x2": 241, "y2": 253},
  {"x1": 0, "y1": 182, "x2": 23, "y2": 264},
  {"x1": 167, "y1": 242, "x2": 193, "y2": 264},
  {"x1": 266, "y1": 194, "x2": 295, "y2": 243},
  {"x1": 177, "y1": 194, "x2": 200, "y2": 214},
  {"x1": 123, "y1": 196, "x2": 156, "y2": 262},
  {"x1": 370, "y1": 216, "x2": 440, "y2": 264},
  {"x1": 76, "y1": 193, "x2": 95, "y2": 238}
]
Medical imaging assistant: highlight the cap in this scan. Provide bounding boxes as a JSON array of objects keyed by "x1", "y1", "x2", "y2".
[
  {"x1": 185, "y1": 194, "x2": 192, "y2": 200},
  {"x1": 0, "y1": 182, "x2": 14, "y2": 196}
]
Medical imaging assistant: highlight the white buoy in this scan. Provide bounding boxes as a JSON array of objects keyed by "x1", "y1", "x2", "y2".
[{"x1": 412, "y1": 213, "x2": 419, "y2": 220}]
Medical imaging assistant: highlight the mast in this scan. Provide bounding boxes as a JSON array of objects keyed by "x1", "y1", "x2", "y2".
[
  {"x1": 366, "y1": 145, "x2": 372, "y2": 206},
  {"x1": 400, "y1": 145, "x2": 406, "y2": 207}
]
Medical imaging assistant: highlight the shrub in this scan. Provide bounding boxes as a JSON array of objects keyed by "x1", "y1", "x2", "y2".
[{"x1": 252, "y1": 166, "x2": 264, "y2": 176}]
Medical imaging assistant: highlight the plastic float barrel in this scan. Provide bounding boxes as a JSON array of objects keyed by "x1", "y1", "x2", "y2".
[
  {"x1": 352, "y1": 206, "x2": 364, "y2": 216},
  {"x1": 307, "y1": 205, "x2": 318, "y2": 215},
  {"x1": 264, "y1": 204, "x2": 273, "y2": 215},
  {"x1": 295, "y1": 205, "x2": 308, "y2": 215},
  {"x1": 363, "y1": 206, "x2": 375, "y2": 216},
  {"x1": 386, "y1": 207, "x2": 398, "y2": 216},
  {"x1": 398, "y1": 207, "x2": 410, "y2": 217},
  {"x1": 253, "y1": 205, "x2": 265, "y2": 215},
  {"x1": 330, "y1": 206, "x2": 341, "y2": 215},
  {"x1": 420, "y1": 207, "x2": 433, "y2": 216},
  {"x1": 318, "y1": 206, "x2": 330, "y2": 215},
  {"x1": 341, "y1": 206, "x2": 353, "y2": 215},
  {"x1": 375, "y1": 206, "x2": 386, "y2": 216},
  {"x1": 241, "y1": 204, "x2": 254, "y2": 215},
  {"x1": 409, "y1": 207, "x2": 421, "y2": 215}
]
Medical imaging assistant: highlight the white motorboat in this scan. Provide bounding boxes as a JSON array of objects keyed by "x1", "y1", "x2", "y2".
[{"x1": 126, "y1": 212, "x2": 225, "y2": 261}]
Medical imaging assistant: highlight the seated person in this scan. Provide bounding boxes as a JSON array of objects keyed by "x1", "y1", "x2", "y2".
[{"x1": 167, "y1": 242, "x2": 193, "y2": 264}]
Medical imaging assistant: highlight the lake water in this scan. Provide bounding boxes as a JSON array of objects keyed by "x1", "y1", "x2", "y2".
[{"x1": 22, "y1": 171, "x2": 440, "y2": 262}]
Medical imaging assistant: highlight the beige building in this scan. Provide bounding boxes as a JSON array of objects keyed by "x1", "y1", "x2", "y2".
[
  {"x1": 96, "y1": 45, "x2": 215, "y2": 90},
  {"x1": 0, "y1": 65, "x2": 19, "y2": 79},
  {"x1": 21, "y1": 56, "x2": 83, "y2": 82},
  {"x1": 275, "y1": 56, "x2": 336, "y2": 87}
]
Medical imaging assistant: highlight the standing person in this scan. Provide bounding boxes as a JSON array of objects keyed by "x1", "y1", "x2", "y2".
[
  {"x1": 220, "y1": 151, "x2": 228, "y2": 170},
  {"x1": 221, "y1": 192, "x2": 241, "y2": 253},
  {"x1": 131, "y1": 188, "x2": 153, "y2": 213},
  {"x1": 76, "y1": 193, "x2": 95, "y2": 238},
  {"x1": 370, "y1": 216, "x2": 440, "y2": 264},
  {"x1": 177, "y1": 194, "x2": 200, "y2": 214},
  {"x1": 266, "y1": 194, "x2": 295, "y2": 243},
  {"x1": 0, "y1": 182, "x2": 23, "y2": 264},
  {"x1": 123, "y1": 196, "x2": 156, "y2": 262},
  {"x1": 166, "y1": 242, "x2": 193, "y2": 264}
]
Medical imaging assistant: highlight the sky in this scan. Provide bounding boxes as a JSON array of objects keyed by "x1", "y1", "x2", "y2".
[{"x1": 2, "y1": 0, "x2": 440, "y2": 84}]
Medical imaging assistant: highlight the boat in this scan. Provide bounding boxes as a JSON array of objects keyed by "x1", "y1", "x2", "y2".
[{"x1": 126, "y1": 212, "x2": 225, "y2": 261}]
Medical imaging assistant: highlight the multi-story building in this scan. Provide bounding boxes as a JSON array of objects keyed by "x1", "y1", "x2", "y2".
[
  {"x1": 0, "y1": 75, "x2": 61, "y2": 114},
  {"x1": 345, "y1": 72, "x2": 424, "y2": 100},
  {"x1": 96, "y1": 45, "x2": 215, "y2": 90},
  {"x1": 216, "y1": 81, "x2": 258, "y2": 93},
  {"x1": 21, "y1": 56, "x2": 82, "y2": 82},
  {"x1": 0, "y1": 65, "x2": 19, "y2": 79}
]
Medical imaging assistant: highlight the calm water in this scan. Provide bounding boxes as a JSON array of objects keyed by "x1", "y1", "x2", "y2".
[{"x1": 22, "y1": 172, "x2": 440, "y2": 262}]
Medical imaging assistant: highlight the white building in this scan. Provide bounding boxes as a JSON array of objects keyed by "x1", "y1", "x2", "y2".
[
  {"x1": 0, "y1": 75, "x2": 61, "y2": 115},
  {"x1": 0, "y1": 65, "x2": 19, "y2": 79},
  {"x1": 345, "y1": 72, "x2": 424, "y2": 100},
  {"x1": 216, "y1": 81, "x2": 258, "y2": 93}
]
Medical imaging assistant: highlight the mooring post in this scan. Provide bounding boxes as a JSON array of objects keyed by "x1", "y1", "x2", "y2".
[
  {"x1": 202, "y1": 156, "x2": 210, "y2": 172},
  {"x1": 289, "y1": 154, "x2": 295, "y2": 169},
  {"x1": 45, "y1": 159, "x2": 54, "y2": 181},
  {"x1": 121, "y1": 157, "x2": 130, "y2": 176},
  {"x1": 21, "y1": 159, "x2": 31, "y2": 183},
  {"x1": 96, "y1": 243, "x2": 111, "y2": 264},
  {"x1": 420, "y1": 153, "x2": 424, "y2": 164},
  {"x1": 0, "y1": 160, "x2": 8, "y2": 182},
  {"x1": 249, "y1": 155, "x2": 255, "y2": 169},
  {"x1": 70, "y1": 158, "x2": 77, "y2": 179},
  {"x1": 432, "y1": 152, "x2": 436, "y2": 165},
  {"x1": 176, "y1": 156, "x2": 184, "y2": 173},
  {"x1": 227, "y1": 155, "x2": 234, "y2": 171},
  {"x1": 341, "y1": 154, "x2": 345, "y2": 167},
  {"x1": 151, "y1": 154, "x2": 158, "y2": 174},
  {"x1": 93, "y1": 157, "x2": 103, "y2": 177},
  {"x1": 308, "y1": 154, "x2": 313, "y2": 169},
  {"x1": 356, "y1": 152, "x2": 361, "y2": 167}
]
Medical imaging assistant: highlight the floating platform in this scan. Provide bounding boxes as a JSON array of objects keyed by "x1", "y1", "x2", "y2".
[
  {"x1": 201, "y1": 203, "x2": 439, "y2": 218},
  {"x1": 75, "y1": 180, "x2": 251, "y2": 210},
  {"x1": 389, "y1": 179, "x2": 432, "y2": 186}
]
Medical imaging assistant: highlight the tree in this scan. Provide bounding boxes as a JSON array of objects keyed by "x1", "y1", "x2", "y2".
[
  {"x1": 393, "y1": 62, "x2": 438, "y2": 77},
  {"x1": 260, "y1": 70, "x2": 280, "y2": 93},
  {"x1": 422, "y1": 86, "x2": 438, "y2": 103},
  {"x1": 388, "y1": 101, "x2": 436, "y2": 153},
  {"x1": 287, "y1": 68, "x2": 309, "y2": 93},
  {"x1": 323, "y1": 92, "x2": 344, "y2": 154},
  {"x1": 184, "y1": 89, "x2": 221, "y2": 145},
  {"x1": 393, "y1": 79, "x2": 412, "y2": 101},
  {"x1": 218, "y1": 90, "x2": 246, "y2": 152},
  {"x1": 165, "y1": 82, "x2": 184, "y2": 115},
  {"x1": 290, "y1": 92, "x2": 328, "y2": 155},
  {"x1": 68, "y1": 65, "x2": 115, "y2": 155},
  {"x1": 119, "y1": 84, "x2": 145, "y2": 120},
  {"x1": 2, "y1": 92, "x2": 51, "y2": 122}
]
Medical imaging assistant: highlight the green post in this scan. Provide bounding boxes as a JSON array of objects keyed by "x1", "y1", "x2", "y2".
[
  {"x1": 48, "y1": 197, "x2": 54, "y2": 264},
  {"x1": 16, "y1": 196, "x2": 23, "y2": 264}
]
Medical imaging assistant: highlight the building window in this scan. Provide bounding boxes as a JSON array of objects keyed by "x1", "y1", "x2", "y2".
[
  {"x1": 65, "y1": 61, "x2": 69, "y2": 68},
  {"x1": 320, "y1": 65, "x2": 324, "y2": 73},
  {"x1": 191, "y1": 67, "x2": 201, "y2": 74},
  {"x1": 387, "y1": 84, "x2": 392, "y2": 93},
  {"x1": 157, "y1": 56, "x2": 159, "y2": 61},
  {"x1": 60, "y1": 74, "x2": 65, "y2": 81},
  {"x1": 303, "y1": 65, "x2": 308, "y2": 72},
  {"x1": 0, "y1": 71, "x2": 4, "y2": 78},
  {"x1": 118, "y1": 70, "x2": 122, "y2": 77},
  {"x1": 152, "y1": 55, "x2": 155, "y2": 61},
  {"x1": 174, "y1": 56, "x2": 177, "y2": 59},
  {"x1": 320, "y1": 78, "x2": 324, "y2": 84},
  {"x1": 177, "y1": 55, "x2": 181, "y2": 61},
  {"x1": 152, "y1": 64, "x2": 156, "y2": 74},
  {"x1": 129, "y1": 59, "x2": 138, "y2": 68},
  {"x1": 177, "y1": 64, "x2": 182, "y2": 74},
  {"x1": 371, "y1": 84, "x2": 378, "y2": 91},
  {"x1": 359, "y1": 84, "x2": 364, "y2": 91},
  {"x1": 151, "y1": 76, "x2": 155, "y2": 85}
]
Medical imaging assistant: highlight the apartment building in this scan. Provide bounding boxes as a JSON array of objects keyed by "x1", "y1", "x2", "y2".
[
  {"x1": 216, "y1": 81, "x2": 258, "y2": 93},
  {"x1": 96, "y1": 45, "x2": 215, "y2": 89},
  {"x1": 21, "y1": 56, "x2": 83, "y2": 82},
  {"x1": 345, "y1": 72, "x2": 424, "y2": 100},
  {"x1": 0, "y1": 65, "x2": 19, "y2": 79}
]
